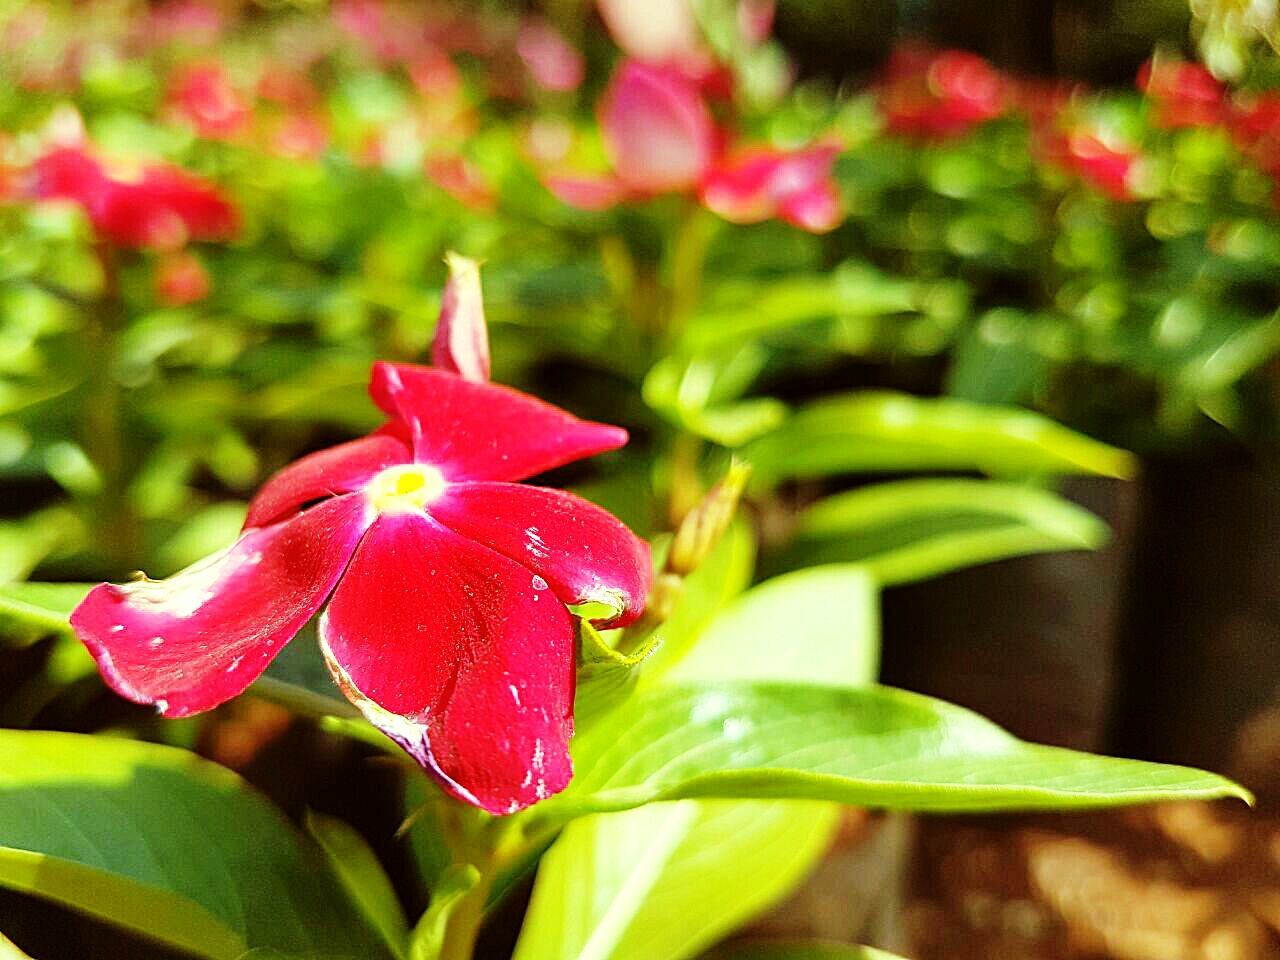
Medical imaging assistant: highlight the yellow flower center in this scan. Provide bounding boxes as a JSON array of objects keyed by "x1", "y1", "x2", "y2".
[{"x1": 367, "y1": 464, "x2": 447, "y2": 514}]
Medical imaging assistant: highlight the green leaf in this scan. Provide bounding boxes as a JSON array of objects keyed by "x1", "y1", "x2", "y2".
[
  {"x1": 305, "y1": 812, "x2": 410, "y2": 960},
  {"x1": 787, "y1": 479, "x2": 1109, "y2": 586},
  {"x1": 539, "y1": 682, "x2": 1250, "y2": 820},
  {"x1": 514, "y1": 563, "x2": 873, "y2": 960},
  {"x1": 0, "y1": 730, "x2": 393, "y2": 960},
  {"x1": 742, "y1": 393, "x2": 1135, "y2": 487},
  {"x1": 576, "y1": 621, "x2": 661, "y2": 723},
  {"x1": 681, "y1": 266, "x2": 920, "y2": 351},
  {"x1": 408, "y1": 864, "x2": 480, "y2": 960},
  {"x1": 0, "y1": 582, "x2": 91, "y2": 643},
  {"x1": 660, "y1": 565, "x2": 878, "y2": 688},
  {"x1": 705, "y1": 943, "x2": 909, "y2": 960},
  {"x1": 512, "y1": 800, "x2": 839, "y2": 960}
]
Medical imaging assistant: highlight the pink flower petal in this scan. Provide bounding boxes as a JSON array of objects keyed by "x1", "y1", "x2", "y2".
[
  {"x1": 430, "y1": 481, "x2": 651, "y2": 626},
  {"x1": 431, "y1": 252, "x2": 490, "y2": 383},
  {"x1": 779, "y1": 181, "x2": 842, "y2": 233},
  {"x1": 700, "y1": 144, "x2": 842, "y2": 232},
  {"x1": 600, "y1": 59, "x2": 715, "y2": 193},
  {"x1": 517, "y1": 17, "x2": 585, "y2": 93},
  {"x1": 244, "y1": 431, "x2": 414, "y2": 529},
  {"x1": 70, "y1": 494, "x2": 372, "y2": 718},
  {"x1": 544, "y1": 173, "x2": 629, "y2": 211},
  {"x1": 369, "y1": 362, "x2": 628, "y2": 482},
  {"x1": 319, "y1": 512, "x2": 575, "y2": 814}
]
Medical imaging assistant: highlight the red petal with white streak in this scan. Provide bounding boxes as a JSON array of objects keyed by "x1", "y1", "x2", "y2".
[
  {"x1": 70, "y1": 494, "x2": 372, "y2": 717},
  {"x1": 369, "y1": 362, "x2": 627, "y2": 482},
  {"x1": 430, "y1": 482, "x2": 651, "y2": 627},
  {"x1": 319, "y1": 512, "x2": 575, "y2": 814},
  {"x1": 244, "y1": 431, "x2": 413, "y2": 529}
]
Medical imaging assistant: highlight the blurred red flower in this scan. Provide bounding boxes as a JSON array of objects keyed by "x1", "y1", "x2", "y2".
[
  {"x1": 167, "y1": 64, "x2": 252, "y2": 141},
  {"x1": 879, "y1": 45, "x2": 1008, "y2": 139},
  {"x1": 30, "y1": 146, "x2": 239, "y2": 249},
  {"x1": 1138, "y1": 57, "x2": 1227, "y2": 129},
  {"x1": 154, "y1": 250, "x2": 212, "y2": 306}
]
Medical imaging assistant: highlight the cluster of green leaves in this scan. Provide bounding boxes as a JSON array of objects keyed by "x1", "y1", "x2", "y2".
[{"x1": 0, "y1": 399, "x2": 1249, "y2": 958}]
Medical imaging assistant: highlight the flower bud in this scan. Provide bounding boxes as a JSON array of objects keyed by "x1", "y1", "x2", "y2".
[
  {"x1": 431, "y1": 252, "x2": 490, "y2": 383},
  {"x1": 667, "y1": 460, "x2": 750, "y2": 576}
]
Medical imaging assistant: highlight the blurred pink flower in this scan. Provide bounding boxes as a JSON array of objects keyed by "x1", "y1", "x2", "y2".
[
  {"x1": 601, "y1": 60, "x2": 716, "y2": 193},
  {"x1": 425, "y1": 154, "x2": 496, "y2": 211},
  {"x1": 266, "y1": 112, "x2": 330, "y2": 161},
  {"x1": 701, "y1": 144, "x2": 842, "y2": 232},
  {"x1": 517, "y1": 18, "x2": 585, "y2": 93},
  {"x1": 167, "y1": 64, "x2": 252, "y2": 140},
  {"x1": 146, "y1": 0, "x2": 226, "y2": 46},
  {"x1": 545, "y1": 58, "x2": 842, "y2": 232}
]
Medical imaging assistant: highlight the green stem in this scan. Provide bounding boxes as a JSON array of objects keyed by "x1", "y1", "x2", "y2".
[
  {"x1": 665, "y1": 203, "x2": 716, "y2": 345},
  {"x1": 83, "y1": 243, "x2": 139, "y2": 571}
]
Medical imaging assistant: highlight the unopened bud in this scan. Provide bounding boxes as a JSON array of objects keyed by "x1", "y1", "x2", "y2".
[
  {"x1": 431, "y1": 251, "x2": 490, "y2": 383},
  {"x1": 667, "y1": 460, "x2": 750, "y2": 576}
]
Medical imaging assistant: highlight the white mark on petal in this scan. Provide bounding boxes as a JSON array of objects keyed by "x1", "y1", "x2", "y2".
[
  {"x1": 509, "y1": 683, "x2": 522, "y2": 706},
  {"x1": 226, "y1": 655, "x2": 244, "y2": 673},
  {"x1": 154, "y1": 698, "x2": 169, "y2": 714},
  {"x1": 524, "y1": 526, "x2": 550, "y2": 560},
  {"x1": 531, "y1": 575, "x2": 548, "y2": 591},
  {"x1": 149, "y1": 636, "x2": 165, "y2": 649},
  {"x1": 110, "y1": 624, "x2": 124, "y2": 633}
]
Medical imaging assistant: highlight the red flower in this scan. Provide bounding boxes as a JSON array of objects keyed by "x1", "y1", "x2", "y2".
[
  {"x1": 545, "y1": 59, "x2": 842, "y2": 232},
  {"x1": 879, "y1": 45, "x2": 1007, "y2": 139},
  {"x1": 1039, "y1": 130, "x2": 1141, "y2": 201},
  {"x1": 167, "y1": 64, "x2": 252, "y2": 141},
  {"x1": 1138, "y1": 57, "x2": 1226, "y2": 129},
  {"x1": 700, "y1": 144, "x2": 842, "y2": 233},
  {"x1": 425, "y1": 154, "x2": 496, "y2": 211},
  {"x1": 70, "y1": 363, "x2": 651, "y2": 814},
  {"x1": 30, "y1": 146, "x2": 239, "y2": 250},
  {"x1": 1231, "y1": 93, "x2": 1280, "y2": 176},
  {"x1": 154, "y1": 250, "x2": 211, "y2": 306}
]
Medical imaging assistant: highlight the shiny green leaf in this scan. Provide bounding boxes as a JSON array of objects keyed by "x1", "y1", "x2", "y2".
[
  {"x1": 0, "y1": 730, "x2": 392, "y2": 960},
  {"x1": 660, "y1": 565, "x2": 878, "y2": 687},
  {"x1": 540, "y1": 682, "x2": 1249, "y2": 820}
]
